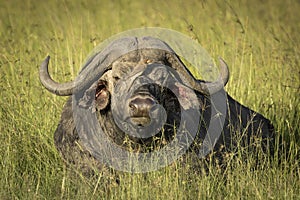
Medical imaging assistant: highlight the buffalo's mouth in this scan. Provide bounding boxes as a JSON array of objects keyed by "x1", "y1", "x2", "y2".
[
  {"x1": 130, "y1": 117, "x2": 151, "y2": 127},
  {"x1": 128, "y1": 87, "x2": 158, "y2": 127}
]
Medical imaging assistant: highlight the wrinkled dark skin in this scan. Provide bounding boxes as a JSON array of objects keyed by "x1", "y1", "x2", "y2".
[{"x1": 54, "y1": 50, "x2": 275, "y2": 178}]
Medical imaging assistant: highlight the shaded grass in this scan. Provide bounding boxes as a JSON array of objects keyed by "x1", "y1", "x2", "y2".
[{"x1": 0, "y1": 0, "x2": 299, "y2": 199}]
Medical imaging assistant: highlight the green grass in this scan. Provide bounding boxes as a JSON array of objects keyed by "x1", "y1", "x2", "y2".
[{"x1": 0, "y1": 0, "x2": 299, "y2": 199}]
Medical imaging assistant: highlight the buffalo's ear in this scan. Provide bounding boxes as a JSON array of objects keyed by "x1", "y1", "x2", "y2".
[{"x1": 95, "y1": 80, "x2": 110, "y2": 111}]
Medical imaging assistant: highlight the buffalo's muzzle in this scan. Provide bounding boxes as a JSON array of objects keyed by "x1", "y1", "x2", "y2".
[{"x1": 129, "y1": 94, "x2": 157, "y2": 126}]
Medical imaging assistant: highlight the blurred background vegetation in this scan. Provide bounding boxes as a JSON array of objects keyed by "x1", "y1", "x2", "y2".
[{"x1": 0, "y1": 0, "x2": 299, "y2": 199}]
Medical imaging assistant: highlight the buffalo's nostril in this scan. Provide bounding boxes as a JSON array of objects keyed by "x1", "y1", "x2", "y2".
[
  {"x1": 129, "y1": 97, "x2": 156, "y2": 116},
  {"x1": 129, "y1": 102, "x2": 138, "y2": 113}
]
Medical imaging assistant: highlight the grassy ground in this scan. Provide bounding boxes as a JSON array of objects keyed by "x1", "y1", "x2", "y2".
[{"x1": 0, "y1": 0, "x2": 299, "y2": 199}]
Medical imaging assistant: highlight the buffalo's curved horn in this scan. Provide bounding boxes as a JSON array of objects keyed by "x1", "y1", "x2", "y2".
[
  {"x1": 40, "y1": 37, "x2": 138, "y2": 96},
  {"x1": 39, "y1": 56, "x2": 76, "y2": 96},
  {"x1": 39, "y1": 52, "x2": 114, "y2": 96},
  {"x1": 168, "y1": 55, "x2": 229, "y2": 95},
  {"x1": 198, "y1": 57, "x2": 229, "y2": 94}
]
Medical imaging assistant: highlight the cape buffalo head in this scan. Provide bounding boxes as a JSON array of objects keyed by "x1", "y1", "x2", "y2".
[{"x1": 40, "y1": 37, "x2": 229, "y2": 134}]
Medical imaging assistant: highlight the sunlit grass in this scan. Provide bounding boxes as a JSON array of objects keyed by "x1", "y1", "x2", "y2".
[{"x1": 0, "y1": 0, "x2": 299, "y2": 199}]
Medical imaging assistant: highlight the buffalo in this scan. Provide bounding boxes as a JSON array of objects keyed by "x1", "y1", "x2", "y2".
[{"x1": 40, "y1": 36, "x2": 275, "y2": 175}]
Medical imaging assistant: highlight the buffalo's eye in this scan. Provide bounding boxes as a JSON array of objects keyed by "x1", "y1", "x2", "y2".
[{"x1": 113, "y1": 76, "x2": 120, "y2": 81}]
